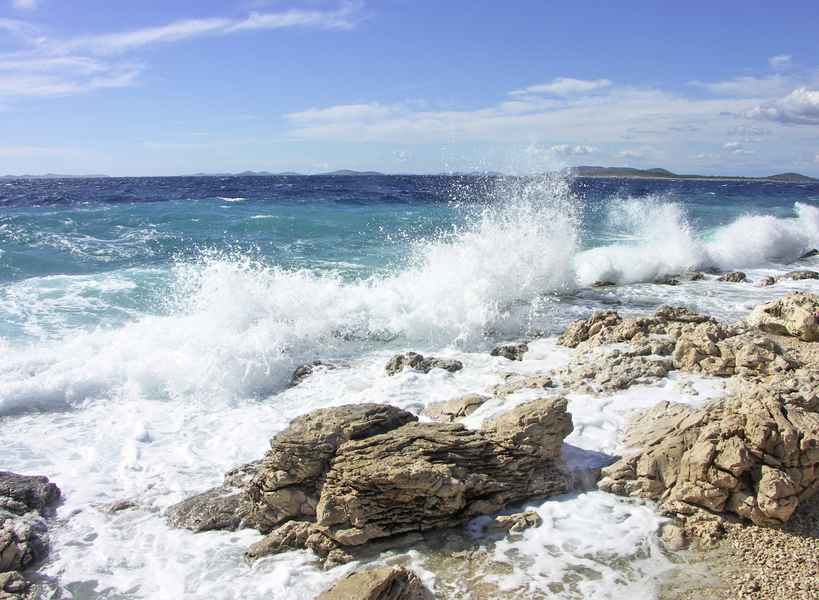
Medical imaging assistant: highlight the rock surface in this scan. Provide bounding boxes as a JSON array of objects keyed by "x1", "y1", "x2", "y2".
[
  {"x1": 598, "y1": 371, "x2": 819, "y2": 526},
  {"x1": 385, "y1": 353, "x2": 463, "y2": 376},
  {"x1": 490, "y1": 342, "x2": 529, "y2": 361},
  {"x1": 746, "y1": 291, "x2": 819, "y2": 341},
  {"x1": 420, "y1": 394, "x2": 488, "y2": 423},
  {"x1": 170, "y1": 399, "x2": 573, "y2": 566},
  {"x1": 316, "y1": 566, "x2": 434, "y2": 600},
  {"x1": 717, "y1": 271, "x2": 747, "y2": 283}
]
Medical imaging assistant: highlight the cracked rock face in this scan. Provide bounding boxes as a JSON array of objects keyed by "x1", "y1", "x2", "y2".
[
  {"x1": 420, "y1": 394, "x2": 489, "y2": 423},
  {"x1": 598, "y1": 371, "x2": 819, "y2": 526},
  {"x1": 169, "y1": 399, "x2": 573, "y2": 565},
  {"x1": 746, "y1": 291, "x2": 819, "y2": 342}
]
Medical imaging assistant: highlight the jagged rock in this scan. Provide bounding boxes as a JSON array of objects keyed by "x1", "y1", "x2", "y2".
[
  {"x1": 166, "y1": 487, "x2": 244, "y2": 532},
  {"x1": 174, "y1": 400, "x2": 572, "y2": 566},
  {"x1": 491, "y1": 373, "x2": 554, "y2": 397},
  {"x1": 421, "y1": 394, "x2": 488, "y2": 423},
  {"x1": 746, "y1": 291, "x2": 819, "y2": 342},
  {"x1": 0, "y1": 473, "x2": 60, "y2": 516},
  {"x1": 598, "y1": 371, "x2": 819, "y2": 527},
  {"x1": 316, "y1": 566, "x2": 434, "y2": 600},
  {"x1": 560, "y1": 350, "x2": 673, "y2": 393},
  {"x1": 783, "y1": 270, "x2": 819, "y2": 281},
  {"x1": 0, "y1": 513, "x2": 48, "y2": 573},
  {"x1": 490, "y1": 342, "x2": 529, "y2": 361},
  {"x1": 385, "y1": 353, "x2": 463, "y2": 376},
  {"x1": 718, "y1": 271, "x2": 747, "y2": 283},
  {"x1": 757, "y1": 276, "x2": 776, "y2": 287},
  {"x1": 672, "y1": 325, "x2": 797, "y2": 377}
]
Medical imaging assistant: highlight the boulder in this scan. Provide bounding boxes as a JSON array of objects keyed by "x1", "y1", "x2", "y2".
[
  {"x1": 316, "y1": 566, "x2": 434, "y2": 600},
  {"x1": 757, "y1": 276, "x2": 776, "y2": 287},
  {"x1": 421, "y1": 394, "x2": 489, "y2": 423},
  {"x1": 653, "y1": 275, "x2": 680, "y2": 286},
  {"x1": 560, "y1": 350, "x2": 673, "y2": 393},
  {"x1": 718, "y1": 271, "x2": 747, "y2": 283},
  {"x1": 484, "y1": 511, "x2": 543, "y2": 534},
  {"x1": 0, "y1": 571, "x2": 28, "y2": 598},
  {"x1": 385, "y1": 353, "x2": 463, "y2": 376},
  {"x1": 491, "y1": 373, "x2": 554, "y2": 397},
  {"x1": 746, "y1": 292, "x2": 819, "y2": 341},
  {"x1": 783, "y1": 270, "x2": 819, "y2": 281},
  {"x1": 598, "y1": 371, "x2": 819, "y2": 526},
  {"x1": 490, "y1": 342, "x2": 529, "y2": 361},
  {"x1": 0, "y1": 473, "x2": 60, "y2": 516},
  {"x1": 172, "y1": 400, "x2": 573, "y2": 566}
]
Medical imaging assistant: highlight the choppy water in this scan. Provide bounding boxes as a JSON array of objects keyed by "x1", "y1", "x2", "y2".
[{"x1": 1, "y1": 173, "x2": 818, "y2": 599}]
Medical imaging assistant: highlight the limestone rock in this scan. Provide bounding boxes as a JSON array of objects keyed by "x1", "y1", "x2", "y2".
[
  {"x1": 560, "y1": 350, "x2": 673, "y2": 393},
  {"x1": 491, "y1": 373, "x2": 554, "y2": 397},
  {"x1": 599, "y1": 371, "x2": 819, "y2": 526},
  {"x1": 385, "y1": 353, "x2": 463, "y2": 376},
  {"x1": 166, "y1": 487, "x2": 244, "y2": 532},
  {"x1": 490, "y1": 342, "x2": 529, "y2": 361},
  {"x1": 718, "y1": 271, "x2": 747, "y2": 283},
  {"x1": 316, "y1": 566, "x2": 434, "y2": 600},
  {"x1": 484, "y1": 511, "x2": 543, "y2": 534},
  {"x1": 746, "y1": 292, "x2": 819, "y2": 341},
  {"x1": 784, "y1": 270, "x2": 819, "y2": 280},
  {"x1": 421, "y1": 394, "x2": 488, "y2": 423}
]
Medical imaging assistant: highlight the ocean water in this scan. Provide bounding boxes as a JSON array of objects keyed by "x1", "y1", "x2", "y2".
[{"x1": 1, "y1": 173, "x2": 819, "y2": 599}]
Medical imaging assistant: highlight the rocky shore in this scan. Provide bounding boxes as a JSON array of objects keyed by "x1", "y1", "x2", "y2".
[{"x1": 159, "y1": 290, "x2": 819, "y2": 599}]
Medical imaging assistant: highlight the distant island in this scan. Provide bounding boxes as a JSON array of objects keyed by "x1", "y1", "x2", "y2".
[
  {"x1": 2, "y1": 167, "x2": 817, "y2": 182},
  {"x1": 568, "y1": 166, "x2": 818, "y2": 183}
]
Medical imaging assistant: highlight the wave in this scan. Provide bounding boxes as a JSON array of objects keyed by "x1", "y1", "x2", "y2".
[
  {"x1": 575, "y1": 198, "x2": 819, "y2": 286},
  {"x1": 0, "y1": 175, "x2": 580, "y2": 414}
]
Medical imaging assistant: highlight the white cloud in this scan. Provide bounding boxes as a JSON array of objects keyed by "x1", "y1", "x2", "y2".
[
  {"x1": 747, "y1": 87, "x2": 819, "y2": 124},
  {"x1": 691, "y1": 75, "x2": 792, "y2": 98},
  {"x1": 287, "y1": 103, "x2": 399, "y2": 124},
  {"x1": 12, "y1": 0, "x2": 37, "y2": 10},
  {"x1": 510, "y1": 77, "x2": 611, "y2": 96},
  {"x1": 723, "y1": 141, "x2": 754, "y2": 155},
  {"x1": 814, "y1": 153, "x2": 819, "y2": 164},
  {"x1": 769, "y1": 54, "x2": 792, "y2": 69}
]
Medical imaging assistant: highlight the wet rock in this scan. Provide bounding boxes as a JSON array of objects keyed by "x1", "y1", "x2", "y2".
[
  {"x1": 490, "y1": 342, "x2": 529, "y2": 361},
  {"x1": 598, "y1": 371, "x2": 819, "y2": 527},
  {"x1": 746, "y1": 291, "x2": 819, "y2": 341},
  {"x1": 166, "y1": 487, "x2": 244, "y2": 532},
  {"x1": 561, "y1": 350, "x2": 673, "y2": 393},
  {"x1": 659, "y1": 522, "x2": 688, "y2": 551},
  {"x1": 0, "y1": 473, "x2": 60, "y2": 516},
  {"x1": 654, "y1": 275, "x2": 680, "y2": 286},
  {"x1": 177, "y1": 399, "x2": 573, "y2": 565},
  {"x1": 783, "y1": 270, "x2": 819, "y2": 281},
  {"x1": 484, "y1": 511, "x2": 543, "y2": 534},
  {"x1": 592, "y1": 280, "x2": 617, "y2": 288},
  {"x1": 103, "y1": 499, "x2": 137, "y2": 513},
  {"x1": 718, "y1": 271, "x2": 747, "y2": 283},
  {"x1": 684, "y1": 271, "x2": 706, "y2": 281},
  {"x1": 491, "y1": 373, "x2": 554, "y2": 397},
  {"x1": 757, "y1": 276, "x2": 776, "y2": 287},
  {"x1": 385, "y1": 353, "x2": 463, "y2": 376},
  {"x1": 315, "y1": 566, "x2": 434, "y2": 600},
  {"x1": 421, "y1": 394, "x2": 489, "y2": 423}
]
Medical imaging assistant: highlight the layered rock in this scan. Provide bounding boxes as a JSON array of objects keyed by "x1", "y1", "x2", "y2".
[
  {"x1": 316, "y1": 566, "x2": 434, "y2": 600},
  {"x1": 598, "y1": 371, "x2": 819, "y2": 526},
  {"x1": 746, "y1": 291, "x2": 819, "y2": 342},
  {"x1": 420, "y1": 394, "x2": 488, "y2": 423},
  {"x1": 560, "y1": 349, "x2": 673, "y2": 393},
  {"x1": 385, "y1": 353, "x2": 463, "y2": 376},
  {"x1": 0, "y1": 473, "x2": 61, "y2": 598},
  {"x1": 169, "y1": 399, "x2": 573, "y2": 566}
]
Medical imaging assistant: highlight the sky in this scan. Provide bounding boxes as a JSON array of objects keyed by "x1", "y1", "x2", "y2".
[{"x1": 1, "y1": 0, "x2": 818, "y2": 176}]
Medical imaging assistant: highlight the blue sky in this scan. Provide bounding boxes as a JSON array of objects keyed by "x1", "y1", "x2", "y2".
[{"x1": 1, "y1": 0, "x2": 818, "y2": 176}]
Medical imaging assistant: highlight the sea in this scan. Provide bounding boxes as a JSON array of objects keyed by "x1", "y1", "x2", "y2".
[{"x1": 1, "y1": 173, "x2": 818, "y2": 599}]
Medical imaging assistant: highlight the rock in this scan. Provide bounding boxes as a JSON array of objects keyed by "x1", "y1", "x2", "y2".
[
  {"x1": 175, "y1": 399, "x2": 573, "y2": 565},
  {"x1": 757, "y1": 276, "x2": 776, "y2": 287},
  {"x1": 421, "y1": 394, "x2": 488, "y2": 423},
  {"x1": 799, "y1": 248, "x2": 819, "y2": 259},
  {"x1": 654, "y1": 275, "x2": 680, "y2": 286},
  {"x1": 718, "y1": 271, "x2": 747, "y2": 283},
  {"x1": 0, "y1": 513, "x2": 48, "y2": 573},
  {"x1": 290, "y1": 361, "x2": 347, "y2": 386},
  {"x1": 166, "y1": 488, "x2": 244, "y2": 532},
  {"x1": 315, "y1": 566, "x2": 434, "y2": 600},
  {"x1": 491, "y1": 373, "x2": 554, "y2": 397},
  {"x1": 784, "y1": 270, "x2": 819, "y2": 281},
  {"x1": 746, "y1": 291, "x2": 819, "y2": 341},
  {"x1": 385, "y1": 353, "x2": 463, "y2": 376},
  {"x1": 0, "y1": 571, "x2": 27, "y2": 597},
  {"x1": 659, "y1": 522, "x2": 688, "y2": 551},
  {"x1": 0, "y1": 473, "x2": 60, "y2": 516},
  {"x1": 560, "y1": 350, "x2": 673, "y2": 393},
  {"x1": 684, "y1": 271, "x2": 706, "y2": 281},
  {"x1": 490, "y1": 342, "x2": 529, "y2": 361},
  {"x1": 598, "y1": 371, "x2": 819, "y2": 527},
  {"x1": 484, "y1": 511, "x2": 543, "y2": 534},
  {"x1": 592, "y1": 280, "x2": 617, "y2": 288},
  {"x1": 103, "y1": 499, "x2": 137, "y2": 513}
]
